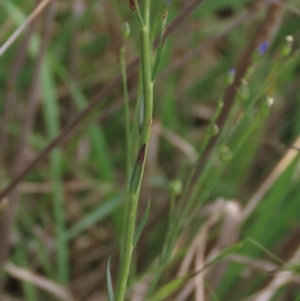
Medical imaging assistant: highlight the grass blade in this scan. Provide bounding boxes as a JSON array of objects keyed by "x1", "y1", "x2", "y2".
[
  {"x1": 41, "y1": 58, "x2": 68, "y2": 283},
  {"x1": 133, "y1": 200, "x2": 150, "y2": 247},
  {"x1": 106, "y1": 256, "x2": 114, "y2": 301},
  {"x1": 148, "y1": 276, "x2": 189, "y2": 301},
  {"x1": 65, "y1": 195, "x2": 122, "y2": 241}
]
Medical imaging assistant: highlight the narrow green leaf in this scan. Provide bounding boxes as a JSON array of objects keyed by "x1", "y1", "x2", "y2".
[
  {"x1": 150, "y1": 2, "x2": 169, "y2": 43},
  {"x1": 106, "y1": 256, "x2": 114, "y2": 301},
  {"x1": 52, "y1": 58, "x2": 114, "y2": 181},
  {"x1": 133, "y1": 200, "x2": 150, "y2": 247},
  {"x1": 14, "y1": 246, "x2": 38, "y2": 301},
  {"x1": 151, "y1": 6, "x2": 168, "y2": 82},
  {"x1": 41, "y1": 59, "x2": 68, "y2": 283},
  {"x1": 203, "y1": 242, "x2": 244, "y2": 270},
  {"x1": 65, "y1": 195, "x2": 122, "y2": 241},
  {"x1": 139, "y1": 94, "x2": 144, "y2": 134},
  {"x1": 284, "y1": 263, "x2": 300, "y2": 274},
  {"x1": 2, "y1": 1, "x2": 25, "y2": 24},
  {"x1": 129, "y1": 144, "x2": 146, "y2": 196},
  {"x1": 131, "y1": 0, "x2": 145, "y2": 28},
  {"x1": 149, "y1": 243, "x2": 242, "y2": 301},
  {"x1": 148, "y1": 276, "x2": 189, "y2": 301},
  {"x1": 120, "y1": 38, "x2": 131, "y2": 178},
  {"x1": 246, "y1": 238, "x2": 285, "y2": 265}
]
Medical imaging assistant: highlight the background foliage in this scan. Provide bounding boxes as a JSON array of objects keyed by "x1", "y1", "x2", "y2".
[{"x1": 0, "y1": 0, "x2": 300, "y2": 300}]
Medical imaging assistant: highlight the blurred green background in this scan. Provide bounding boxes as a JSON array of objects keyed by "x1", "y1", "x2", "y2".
[{"x1": 0, "y1": 0, "x2": 300, "y2": 300}]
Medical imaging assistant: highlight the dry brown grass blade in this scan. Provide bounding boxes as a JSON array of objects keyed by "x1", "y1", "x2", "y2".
[
  {"x1": 68, "y1": 0, "x2": 85, "y2": 79},
  {"x1": 266, "y1": 0, "x2": 300, "y2": 16},
  {"x1": 151, "y1": 122, "x2": 198, "y2": 164},
  {"x1": 4, "y1": 262, "x2": 76, "y2": 301},
  {"x1": 18, "y1": 179, "x2": 94, "y2": 194},
  {"x1": 0, "y1": 22, "x2": 37, "y2": 165},
  {"x1": 194, "y1": 230, "x2": 206, "y2": 301},
  {"x1": 242, "y1": 135, "x2": 300, "y2": 220},
  {"x1": 3, "y1": 295, "x2": 24, "y2": 301},
  {"x1": 246, "y1": 244, "x2": 300, "y2": 301},
  {"x1": 176, "y1": 237, "x2": 198, "y2": 279},
  {"x1": 0, "y1": 198, "x2": 8, "y2": 211},
  {"x1": 0, "y1": 0, "x2": 53, "y2": 57},
  {"x1": 228, "y1": 254, "x2": 278, "y2": 273},
  {"x1": 175, "y1": 229, "x2": 208, "y2": 301},
  {"x1": 206, "y1": 201, "x2": 241, "y2": 290},
  {"x1": 175, "y1": 200, "x2": 226, "y2": 301}
]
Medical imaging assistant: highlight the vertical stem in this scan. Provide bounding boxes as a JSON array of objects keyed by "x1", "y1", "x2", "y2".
[
  {"x1": 115, "y1": 0, "x2": 152, "y2": 300},
  {"x1": 140, "y1": 0, "x2": 153, "y2": 147},
  {"x1": 120, "y1": 45, "x2": 131, "y2": 179}
]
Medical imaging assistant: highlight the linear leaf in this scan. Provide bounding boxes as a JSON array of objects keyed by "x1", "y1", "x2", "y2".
[
  {"x1": 133, "y1": 200, "x2": 150, "y2": 247},
  {"x1": 106, "y1": 256, "x2": 114, "y2": 301},
  {"x1": 148, "y1": 276, "x2": 189, "y2": 301}
]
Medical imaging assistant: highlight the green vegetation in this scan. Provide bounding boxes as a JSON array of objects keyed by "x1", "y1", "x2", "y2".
[{"x1": 0, "y1": 0, "x2": 300, "y2": 300}]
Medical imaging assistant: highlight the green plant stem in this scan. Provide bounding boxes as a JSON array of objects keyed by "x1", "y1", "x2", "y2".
[
  {"x1": 120, "y1": 42, "x2": 132, "y2": 268},
  {"x1": 133, "y1": 0, "x2": 145, "y2": 28},
  {"x1": 120, "y1": 46, "x2": 131, "y2": 179},
  {"x1": 115, "y1": 0, "x2": 153, "y2": 299}
]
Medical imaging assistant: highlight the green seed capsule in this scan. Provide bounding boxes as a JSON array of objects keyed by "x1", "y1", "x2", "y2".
[
  {"x1": 280, "y1": 35, "x2": 293, "y2": 57},
  {"x1": 168, "y1": 180, "x2": 182, "y2": 196},
  {"x1": 219, "y1": 144, "x2": 232, "y2": 162},
  {"x1": 237, "y1": 79, "x2": 250, "y2": 102},
  {"x1": 259, "y1": 96, "x2": 274, "y2": 117},
  {"x1": 122, "y1": 22, "x2": 130, "y2": 39},
  {"x1": 208, "y1": 124, "x2": 219, "y2": 137}
]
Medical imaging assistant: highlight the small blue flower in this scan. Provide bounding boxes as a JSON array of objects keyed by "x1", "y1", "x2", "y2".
[
  {"x1": 167, "y1": 0, "x2": 171, "y2": 5},
  {"x1": 258, "y1": 41, "x2": 268, "y2": 56},
  {"x1": 225, "y1": 68, "x2": 235, "y2": 86}
]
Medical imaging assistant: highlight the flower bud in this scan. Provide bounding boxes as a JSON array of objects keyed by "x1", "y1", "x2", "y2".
[
  {"x1": 280, "y1": 35, "x2": 293, "y2": 57},
  {"x1": 207, "y1": 123, "x2": 219, "y2": 137},
  {"x1": 253, "y1": 41, "x2": 268, "y2": 61},
  {"x1": 237, "y1": 79, "x2": 250, "y2": 102},
  {"x1": 169, "y1": 180, "x2": 182, "y2": 196},
  {"x1": 122, "y1": 22, "x2": 130, "y2": 39},
  {"x1": 259, "y1": 96, "x2": 274, "y2": 117},
  {"x1": 224, "y1": 68, "x2": 235, "y2": 86},
  {"x1": 219, "y1": 144, "x2": 232, "y2": 162}
]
